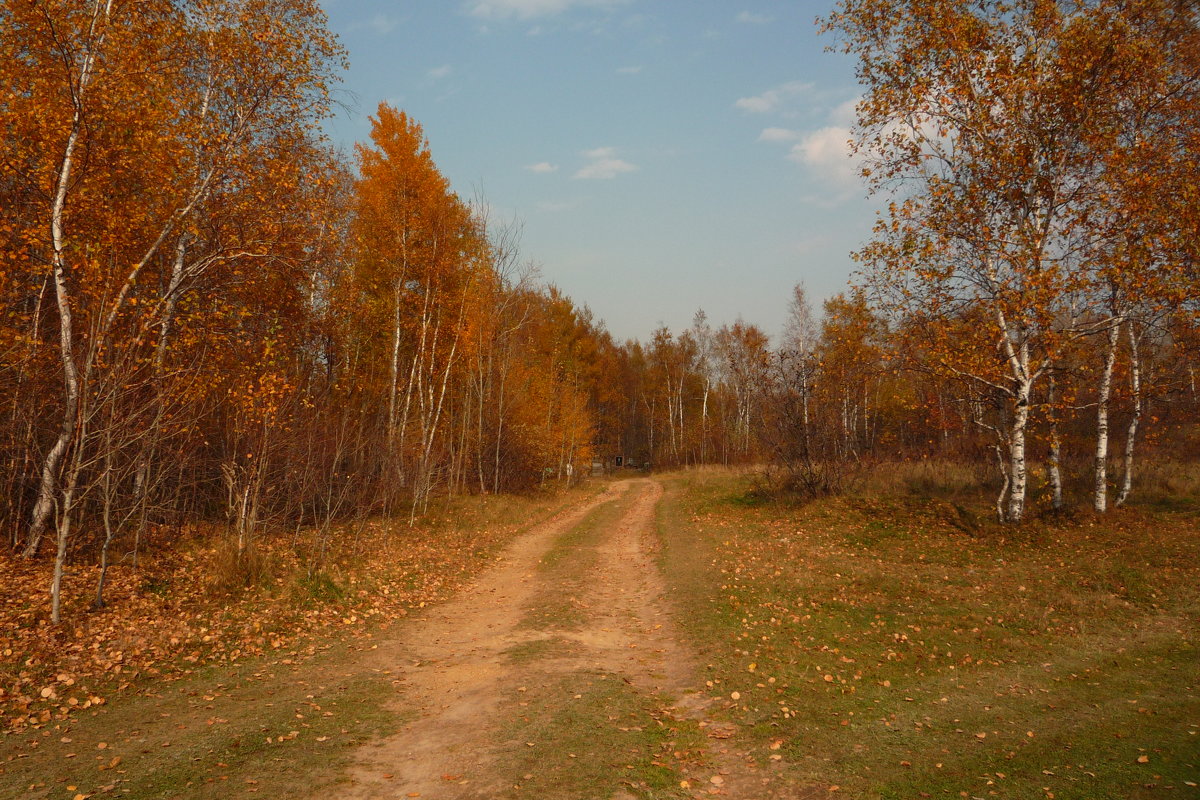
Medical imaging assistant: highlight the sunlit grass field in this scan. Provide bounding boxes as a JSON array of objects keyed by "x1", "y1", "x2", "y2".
[{"x1": 657, "y1": 465, "x2": 1200, "y2": 799}]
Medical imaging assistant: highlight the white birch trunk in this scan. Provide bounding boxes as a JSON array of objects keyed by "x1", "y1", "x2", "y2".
[
  {"x1": 25, "y1": 1, "x2": 114, "y2": 557},
  {"x1": 1007, "y1": 382, "x2": 1030, "y2": 523},
  {"x1": 1093, "y1": 319, "x2": 1122, "y2": 513},
  {"x1": 1047, "y1": 372, "x2": 1064, "y2": 511},
  {"x1": 1115, "y1": 322, "x2": 1141, "y2": 507}
]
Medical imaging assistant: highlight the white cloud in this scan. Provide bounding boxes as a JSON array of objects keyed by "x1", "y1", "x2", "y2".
[
  {"x1": 736, "y1": 11, "x2": 772, "y2": 24},
  {"x1": 574, "y1": 147, "x2": 637, "y2": 179},
  {"x1": 753, "y1": 95, "x2": 866, "y2": 201},
  {"x1": 758, "y1": 127, "x2": 800, "y2": 143},
  {"x1": 734, "y1": 80, "x2": 812, "y2": 113},
  {"x1": 787, "y1": 125, "x2": 861, "y2": 190},
  {"x1": 465, "y1": 0, "x2": 628, "y2": 19},
  {"x1": 427, "y1": 65, "x2": 453, "y2": 79},
  {"x1": 526, "y1": 161, "x2": 559, "y2": 173},
  {"x1": 616, "y1": 65, "x2": 643, "y2": 75},
  {"x1": 830, "y1": 97, "x2": 859, "y2": 126}
]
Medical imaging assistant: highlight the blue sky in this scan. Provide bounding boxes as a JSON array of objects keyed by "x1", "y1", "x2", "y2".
[{"x1": 319, "y1": 0, "x2": 875, "y2": 343}]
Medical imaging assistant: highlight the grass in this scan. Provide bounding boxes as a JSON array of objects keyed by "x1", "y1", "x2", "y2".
[
  {"x1": 0, "y1": 481, "x2": 605, "y2": 735},
  {"x1": 0, "y1": 640, "x2": 402, "y2": 799},
  {"x1": 495, "y1": 669, "x2": 703, "y2": 800},
  {"x1": 502, "y1": 635, "x2": 584, "y2": 663},
  {"x1": 655, "y1": 467, "x2": 1200, "y2": 799}
]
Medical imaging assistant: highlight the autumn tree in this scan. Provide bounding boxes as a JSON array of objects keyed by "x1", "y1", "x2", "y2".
[
  {"x1": 0, "y1": 0, "x2": 345, "y2": 618},
  {"x1": 828, "y1": 0, "x2": 1200, "y2": 520},
  {"x1": 344, "y1": 103, "x2": 487, "y2": 515}
]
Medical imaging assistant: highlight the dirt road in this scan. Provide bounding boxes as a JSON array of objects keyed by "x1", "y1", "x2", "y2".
[{"x1": 326, "y1": 478, "x2": 777, "y2": 800}]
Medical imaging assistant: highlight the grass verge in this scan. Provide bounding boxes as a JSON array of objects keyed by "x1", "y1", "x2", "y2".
[
  {"x1": 656, "y1": 468, "x2": 1200, "y2": 800},
  {"x1": 0, "y1": 640, "x2": 401, "y2": 799},
  {"x1": 495, "y1": 669, "x2": 702, "y2": 800}
]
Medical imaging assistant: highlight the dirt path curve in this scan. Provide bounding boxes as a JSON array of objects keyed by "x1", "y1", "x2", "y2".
[{"x1": 326, "y1": 478, "x2": 775, "y2": 800}]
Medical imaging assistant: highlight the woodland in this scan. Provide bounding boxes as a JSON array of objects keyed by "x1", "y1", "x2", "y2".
[{"x1": 1, "y1": 0, "x2": 1199, "y2": 762}]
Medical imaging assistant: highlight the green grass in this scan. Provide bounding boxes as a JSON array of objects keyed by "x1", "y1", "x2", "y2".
[
  {"x1": 0, "y1": 641, "x2": 402, "y2": 800},
  {"x1": 655, "y1": 469, "x2": 1200, "y2": 799},
  {"x1": 503, "y1": 635, "x2": 583, "y2": 663},
  {"x1": 494, "y1": 669, "x2": 705, "y2": 800}
]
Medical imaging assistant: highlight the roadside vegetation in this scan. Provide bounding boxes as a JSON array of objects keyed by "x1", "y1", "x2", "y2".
[{"x1": 657, "y1": 465, "x2": 1200, "y2": 799}]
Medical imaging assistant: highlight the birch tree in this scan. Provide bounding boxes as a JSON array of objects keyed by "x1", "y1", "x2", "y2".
[{"x1": 829, "y1": 0, "x2": 1185, "y2": 520}]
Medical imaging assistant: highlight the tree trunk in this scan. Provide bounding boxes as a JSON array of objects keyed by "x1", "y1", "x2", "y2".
[
  {"x1": 23, "y1": 0, "x2": 109, "y2": 555},
  {"x1": 1007, "y1": 380, "x2": 1030, "y2": 523},
  {"x1": 993, "y1": 442, "x2": 1010, "y2": 523},
  {"x1": 1115, "y1": 322, "x2": 1142, "y2": 507},
  {"x1": 1047, "y1": 373, "x2": 1064, "y2": 511},
  {"x1": 1093, "y1": 319, "x2": 1122, "y2": 513}
]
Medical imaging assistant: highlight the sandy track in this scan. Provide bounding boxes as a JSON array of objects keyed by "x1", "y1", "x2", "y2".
[{"x1": 326, "y1": 479, "x2": 778, "y2": 800}]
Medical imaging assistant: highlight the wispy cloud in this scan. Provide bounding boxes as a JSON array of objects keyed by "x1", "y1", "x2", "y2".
[
  {"x1": 526, "y1": 161, "x2": 559, "y2": 173},
  {"x1": 734, "y1": 80, "x2": 812, "y2": 113},
  {"x1": 757, "y1": 127, "x2": 800, "y2": 143},
  {"x1": 736, "y1": 11, "x2": 772, "y2": 24},
  {"x1": 346, "y1": 13, "x2": 401, "y2": 35},
  {"x1": 427, "y1": 65, "x2": 453, "y2": 79},
  {"x1": 616, "y1": 65, "x2": 643, "y2": 75},
  {"x1": 830, "y1": 97, "x2": 859, "y2": 126},
  {"x1": 755, "y1": 97, "x2": 865, "y2": 201},
  {"x1": 787, "y1": 126, "x2": 855, "y2": 178},
  {"x1": 574, "y1": 147, "x2": 637, "y2": 180},
  {"x1": 465, "y1": 0, "x2": 629, "y2": 20}
]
